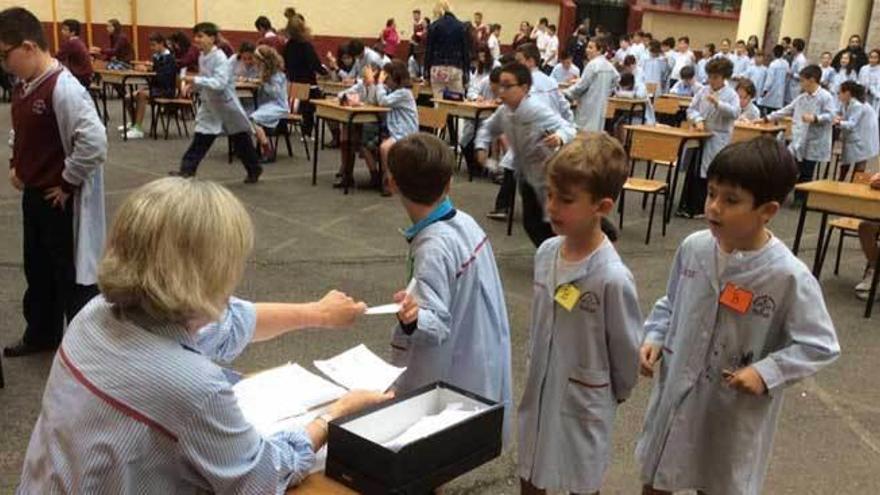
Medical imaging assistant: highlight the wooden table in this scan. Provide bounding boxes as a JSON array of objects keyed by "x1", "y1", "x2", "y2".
[
  {"x1": 792, "y1": 180, "x2": 880, "y2": 317},
  {"x1": 287, "y1": 473, "x2": 356, "y2": 494},
  {"x1": 235, "y1": 81, "x2": 261, "y2": 110},
  {"x1": 433, "y1": 99, "x2": 500, "y2": 180},
  {"x1": 94, "y1": 68, "x2": 155, "y2": 139},
  {"x1": 317, "y1": 79, "x2": 352, "y2": 96},
  {"x1": 731, "y1": 122, "x2": 787, "y2": 143},
  {"x1": 311, "y1": 99, "x2": 390, "y2": 194},
  {"x1": 606, "y1": 97, "x2": 648, "y2": 123},
  {"x1": 622, "y1": 124, "x2": 713, "y2": 221},
  {"x1": 654, "y1": 94, "x2": 691, "y2": 116}
]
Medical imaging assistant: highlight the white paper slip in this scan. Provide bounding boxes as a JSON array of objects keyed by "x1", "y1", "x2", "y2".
[
  {"x1": 315, "y1": 344, "x2": 406, "y2": 392},
  {"x1": 233, "y1": 363, "x2": 346, "y2": 435},
  {"x1": 365, "y1": 303, "x2": 402, "y2": 315},
  {"x1": 381, "y1": 403, "x2": 486, "y2": 452}
]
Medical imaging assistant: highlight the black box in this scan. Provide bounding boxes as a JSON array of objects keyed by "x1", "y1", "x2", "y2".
[{"x1": 325, "y1": 382, "x2": 504, "y2": 494}]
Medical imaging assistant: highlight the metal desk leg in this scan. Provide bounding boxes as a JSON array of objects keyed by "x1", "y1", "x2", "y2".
[
  {"x1": 506, "y1": 175, "x2": 517, "y2": 236},
  {"x1": 312, "y1": 116, "x2": 320, "y2": 186},
  {"x1": 812, "y1": 212, "x2": 828, "y2": 277},
  {"x1": 865, "y1": 261, "x2": 880, "y2": 318},
  {"x1": 792, "y1": 200, "x2": 808, "y2": 255}
]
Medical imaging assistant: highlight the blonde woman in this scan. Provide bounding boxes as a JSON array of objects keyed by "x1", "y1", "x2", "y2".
[
  {"x1": 250, "y1": 45, "x2": 290, "y2": 161},
  {"x1": 17, "y1": 178, "x2": 391, "y2": 493}
]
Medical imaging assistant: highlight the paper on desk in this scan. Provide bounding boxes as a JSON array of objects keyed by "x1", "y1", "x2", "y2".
[
  {"x1": 381, "y1": 403, "x2": 485, "y2": 452},
  {"x1": 233, "y1": 363, "x2": 346, "y2": 435},
  {"x1": 314, "y1": 344, "x2": 406, "y2": 392}
]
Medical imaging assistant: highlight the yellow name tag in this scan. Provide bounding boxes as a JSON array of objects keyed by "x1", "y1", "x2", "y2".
[{"x1": 554, "y1": 284, "x2": 581, "y2": 312}]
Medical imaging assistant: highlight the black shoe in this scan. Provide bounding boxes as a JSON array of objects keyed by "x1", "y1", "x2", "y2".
[
  {"x1": 3, "y1": 338, "x2": 57, "y2": 358},
  {"x1": 244, "y1": 167, "x2": 263, "y2": 184},
  {"x1": 333, "y1": 178, "x2": 354, "y2": 189},
  {"x1": 169, "y1": 170, "x2": 194, "y2": 178}
]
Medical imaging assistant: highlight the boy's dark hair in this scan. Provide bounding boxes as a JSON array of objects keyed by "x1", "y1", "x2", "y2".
[
  {"x1": 661, "y1": 37, "x2": 675, "y2": 48},
  {"x1": 649, "y1": 40, "x2": 662, "y2": 54},
  {"x1": 193, "y1": 22, "x2": 219, "y2": 38},
  {"x1": 499, "y1": 52, "x2": 516, "y2": 65},
  {"x1": 736, "y1": 39, "x2": 746, "y2": 46},
  {"x1": 736, "y1": 78, "x2": 756, "y2": 98},
  {"x1": 516, "y1": 43, "x2": 541, "y2": 64},
  {"x1": 238, "y1": 41, "x2": 255, "y2": 54},
  {"x1": 348, "y1": 39, "x2": 365, "y2": 56},
  {"x1": 489, "y1": 66, "x2": 502, "y2": 83},
  {"x1": 148, "y1": 32, "x2": 166, "y2": 45},
  {"x1": 839, "y1": 80, "x2": 865, "y2": 101},
  {"x1": 62, "y1": 19, "x2": 81, "y2": 36},
  {"x1": 491, "y1": 23, "x2": 501, "y2": 32},
  {"x1": 539, "y1": 17, "x2": 549, "y2": 25},
  {"x1": 620, "y1": 33, "x2": 631, "y2": 43},
  {"x1": 0, "y1": 7, "x2": 47, "y2": 50},
  {"x1": 707, "y1": 137, "x2": 798, "y2": 206},
  {"x1": 560, "y1": 50, "x2": 572, "y2": 60},
  {"x1": 549, "y1": 25, "x2": 557, "y2": 33},
  {"x1": 704, "y1": 42, "x2": 716, "y2": 55},
  {"x1": 792, "y1": 38, "x2": 805, "y2": 52},
  {"x1": 383, "y1": 60, "x2": 411, "y2": 88},
  {"x1": 821, "y1": 51, "x2": 832, "y2": 57},
  {"x1": 782, "y1": 36, "x2": 791, "y2": 44},
  {"x1": 772, "y1": 44, "x2": 784, "y2": 58},
  {"x1": 547, "y1": 132, "x2": 629, "y2": 202},
  {"x1": 619, "y1": 72, "x2": 635, "y2": 89},
  {"x1": 413, "y1": 8, "x2": 421, "y2": 14},
  {"x1": 799, "y1": 64, "x2": 821, "y2": 82},
  {"x1": 591, "y1": 36, "x2": 608, "y2": 53},
  {"x1": 623, "y1": 54, "x2": 636, "y2": 66},
  {"x1": 721, "y1": 38, "x2": 731, "y2": 45},
  {"x1": 254, "y1": 16, "x2": 272, "y2": 31},
  {"x1": 706, "y1": 57, "x2": 733, "y2": 78},
  {"x1": 678, "y1": 36, "x2": 690, "y2": 44},
  {"x1": 680, "y1": 65, "x2": 695, "y2": 80},
  {"x1": 501, "y1": 61, "x2": 532, "y2": 87},
  {"x1": 388, "y1": 133, "x2": 454, "y2": 205}
]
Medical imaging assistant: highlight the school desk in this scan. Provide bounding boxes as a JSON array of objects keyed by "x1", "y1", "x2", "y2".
[
  {"x1": 792, "y1": 180, "x2": 880, "y2": 317},
  {"x1": 311, "y1": 98, "x2": 390, "y2": 194},
  {"x1": 622, "y1": 124, "x2": 713, "y2": 222},
  {"x1": 605, "y1": 96, "x2": 648, "y2": 124},
  {"x1": 654, "y1": 94, "x2": 691, "y2": 118},
  {"x1": 235, "y1": 81, "x2": 261, "y2": 111},
  {"x1": 286, "y1": 473, "x2": 356, "y2": 494},
  {"x1": 93, "y1": 68, "x2": 155, "y2": 140},
  {"x1": 317, "y1": 79, "x2": 434, "y2": 99},
  {"x1": 731, "y1": 121, "x2": 787, "y2": 143},
  {"x1": 432, "y1": 99, "x2": 500, "y2": 180}
]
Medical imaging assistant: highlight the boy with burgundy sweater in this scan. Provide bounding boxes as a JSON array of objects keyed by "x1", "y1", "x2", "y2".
[
  {"x1": 1, "y1": 7, "x2": 107, "y2": 357},
  {"x1": 57, "y1": 19, "x2": 92, "y2": 88}
]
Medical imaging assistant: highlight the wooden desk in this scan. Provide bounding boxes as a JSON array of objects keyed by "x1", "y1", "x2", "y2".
[
  {"x1": 433, "y1": 99, "x2": 499, "y2": 180},
  {"x1": 606, "y1": 97, "x2": 648, "y2": 122},
  {"x1": 732, "y1": 122, "x2": 786, "y2": 143},
  {"x1": 235, "y1": 81, "x2": 261, "y2": 110},
  {"x1": 792, "y1": 180, "x2": 880, "y2": 316},
  {"x1": 311, "y1": 99, "x2": 390, "y2": 194},
  {"x1": 623, "y1": 124, "x2": 713, "y2": 221},
  {"x1": 317, "y1": 80, "x2": 352, "y2": 96},
  {"x1": 287, "y1": 473, "x2": 356, "y2": 494},
  {"x1": 94, "y1": 69, "x2": 155, "y2": 139},
  {"x1": 654, "y1": 95, "x2": 691, "y2": 116}
]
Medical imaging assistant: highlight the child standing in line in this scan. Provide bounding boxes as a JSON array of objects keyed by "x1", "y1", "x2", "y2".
[
  {"x1": 761, "y1": 45, "x2": 789, "y2": 113},
  {"x1": 736, "y1": 79, "x2": 761, "y2": 121},
  {"x1": 1, "y1": 7, "x2": 107, "y2": 357},
  {"x1": 642, "y1": 40, "x2": 671, "y2": 95},
  {"x1": 564, "y1": 38, "x2": 620, "y2": 132},
  {"x1": 248, "y1": 45, "x2": 289, "y2": 162},
  {"x1": 677, "y1": 57, "x2": 739, "y2": 218},
  {"x1": 388, "y1": 133, "x2": 514, "y2": 440},
  {"x1": 518, "y1": 133, "x2": 642, "y2": 495},
  {"x1": 819, "y1": 51, "x2": 835, "y2": 89},
  {"x1": 785, "y1": 38, "x2": 807, "y2": 105},
  {"x1": 56, "y1": 19, "x2": 92, "y2": 88},
  {"x1": 858, "y1": 49, "x2": 880, "y2": 116},
  {"x1": 831, "y1": 50, "x2": 858, "y2": 96},
  {"x1": 373, "y1": 61, "x2": 419, "y2": 196},
  {"x1": 124, "y1": 32, "x2": 177, "y2": 140},
  {"x1": 834, "y1": 81, "x2": 880, "y2": 181},
  {"x1": 638, "y1": 137, "x2": 840, "y2": 495},
  {"x1": 695, "y1": 43, "x2": 716, "y2": 85},
  {"x1": 172, "y1": 22, "x2": 262, "y2": 183},
  {"x1": 745, "y1": 52, "x2": 767, "y2": 106},
  {"x1": 765, "y1": 65, "x2": 835, "y2": 203}
]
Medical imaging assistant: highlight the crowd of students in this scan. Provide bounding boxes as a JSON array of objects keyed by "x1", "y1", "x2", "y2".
[{"x1": 0, "y1": 3, "x2": 879, "y2": 494}]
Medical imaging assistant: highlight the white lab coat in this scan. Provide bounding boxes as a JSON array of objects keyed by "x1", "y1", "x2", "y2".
[
  {"x1": 739, "y1": 101, "x2": 761, "y2": 121},
  {"x1": 518, "y1": 237, "x2": 642, "y2": 493},
  {"x1": 830, "y1": 68, "x2": 857, "y2": 96},
  {"x1": 250, "y1": 72, "x2": 289, "y2": 129},
  {"x1": 641, "y1": 55, "x2": 671, "y2": 94},
  {"x1": 858, "y1": 64, "x2": 880, "y2": 114},
  {"x1": 390, "y1": 209, "x2": 513, "y2": 441},
  {"x1": 687, "y1": 84, "x2": 740, "y2": 177},
  {"x1": 637, "y1": 231, "x2": 840, "y2": 495},
  {"x1": 761, "y1": 58, "x2": 790, "y2": 109},
  {"x1": 193, "y1": 47, "x2": 252, "y2": 135},
  {"x1": 768, "y1": 87, "x2": 835, "y2": 162},
  {"x1": 564, "y1": 55, "x2": 620, "y2": 131},
  {"x1": 785, "y1": 52, "x2": 807, "y2": 105},
  {"x1": 745, "y1": 65, "x2": 767, "y2": 100},
  {"x1": 837, "y1": 98, "x2": 880, "y2": 165},
  {"x1": 530, "y1": 68, "x2": 574, "y2": 123},
  {"x1": 550, "y1": 62, "x2": 581, "y2": 84},
  {"x1": 669, "y1": 80, "x2": 703, "y2": 97}
]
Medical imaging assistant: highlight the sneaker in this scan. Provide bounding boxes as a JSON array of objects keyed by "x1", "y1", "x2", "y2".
[
  {"x1": 486, "y1": 209, "x2": 508, "y2": 220},
  {"x1": 117, "y1": 124, "x2": 126, "y2": 132},
  {"x1": 125, "y1": 127, "x2": 145, "y2": 139},
  {"x1": 855, "y1": 268, "x2": 876, "y2": 293},
  {"x1": 855, "y1": 289, "x2": 880, "y2": 301},
  {"x1": 244, "y1": 166, "x2": 263, "y2": 184}
]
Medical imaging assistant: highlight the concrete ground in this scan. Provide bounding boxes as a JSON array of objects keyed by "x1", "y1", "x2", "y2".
[{"x1": 0, "y1": 103, "x2": 878, "y2": 495}]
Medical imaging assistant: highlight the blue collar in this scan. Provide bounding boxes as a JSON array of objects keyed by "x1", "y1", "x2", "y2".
[{"x1": 401, "y1": 197, "x2": 455, "y2": 241}]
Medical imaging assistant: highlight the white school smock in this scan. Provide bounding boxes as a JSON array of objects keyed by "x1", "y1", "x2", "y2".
[
  {"x1": 858, "y1": 64, "x2": 880, "y2": 114},
  {"x1": 371, "y1": 85, "x2": 419, "y2": 141},
  {"x1": 739, "y1": 101, "x2": 761, "y2": 121},
  {"x1": 530, "y1": 68, "x2": 574, "y2": 123},
  {"x1": 838, "y1": 99, "x2": 880, "y2": 165},
  {"x1": 550, "y1": 62, "x2": 581, "y2": 84},
  {"x1": 669, "y1": 80, "x2": 702, "y2": 97},
  {"x1": 518, "y1": 237, "x2": 642, "y2": 494},
  {"x1": 670, "y1": 50, "x2": 695, "y2": 81},
  {"x1": 695, "y1": 58, "x2": 709, "y2": 85},
  {"x1": 745, "y1": 65, "x2": 767, "y2": 100},
  {"x1": 193, "y1": 47, "x2": 252, "y2": 135},
  {"x1": 641, "y1": 55, "x2": 671, "y2": 93},
  {"x1": 830, "y1": 68, "x2": 857, "y2": 96},
  {"x1": 820, "y1": 66, "x2": 835, "y2": 88},
  {"x1": 785, "y1": 52, "x2": 807, "y2": 105},
  {"x1": 761, "y1": 58, "x2": 789, "y2": 109},
  {"x1": 564, "y1": 55, "x2": 620, "y2": 131},
  {"x1": 390, "y1": 209, "x2": 513, "y2": 441},
  {"x1": 687, "y1": 84, "x2": 740, "y2": 177},
  {"x1": 637, "y1": 230, "x2": 840, "y2": 495},
  {"x1": 768, "y1": 87, "x2": 835, "y2": 162},
  {"x1": 250, "y1": 72, "x2": 289, "y2": 129}
]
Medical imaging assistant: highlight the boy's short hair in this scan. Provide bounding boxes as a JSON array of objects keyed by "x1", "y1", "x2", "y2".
[
  {"x1": 348, "y1": 39, "x2": 365, "y2": 56},
  {"x1": 560, "y1": 50, "x2": 573, "y2": 60},
  {"x1": 387, "y1": 133, "x2": 454, "y2": 205},
  {"x1": 661, "y1": 37, "x2": 675, "y2": 48},
  {"x1": 821, "y1": 51, "x2": 832, "y2": 57},
  {"x1": 99, "y1": 178, "x2": 254, "y2": 323},
  {"x1": 61, "y1": 19, "x2": 81, "y2": 36},
  {"x1": 549, "y1": 25, "x2": 557, "y2": 33},
  {"x1": 516, "y1": 42, "x2": 541, "y2": 64},
  {"x1": 680, "y1": 65, "x2": 695, "y2": 80},
  {"x1": 800, "y1": 64, "x2": 822, "y2": 82},
  {"x1": 678, "y1": 36, "x2": 690, "y2": 44},
  {"x1": 590, "y1": 36, "x2": 608, "y2": 53},
  {"x1": 0, "y1": 7, "x2": 47, "y2": 50},
  {"x1": 792, "y1": 38, "x2": 805, "y2": 51},
  {"x1": 706, "y1": 57, "x2": 733, "y2": 78},
  {"x1": 148, "y1": 32, "x2": 165, "y2": 45},
  {"x1": 501, "y1": 61, "x2": 532, "y2": 87},
  {"x1": 736, "y1": 78, "x2": 756, "y2": 98},
  {"x1": 489, "y1": 66, "x2": 502, "y2": 83},
  {"x1": 839, "y1": 80, "x2": 865, "y2": 101},
  {"x1": 620, "y1": 34, "x2": 631, "y2": 43},
  {"x1": 707, "y1": 137, "x2": 798, "y2": 206},
  {"x1": 619, "y1": 72, "x2": 635, "y2": 89},
  {"x1": 649, "y1": 40, "x2": 662, "y2": 54},
  {"x1": 782, "y1": 36, "x2": 791, "y2": 44},
  {"x1": 547, "y1": 132, "x2": 629, "y2": 202},
  {"x1": 254, "y1": 16, "x2": 272, "y2": 31},
  {"x1": 193, "y1": 22, "x2": 219, "y2": 38},
  {"x1": 238, "y1": 41, "x2": 255, "y2": 54},
  {"x1": 623, "y1": 54, "x2": 636, "y2": 66},
  {"x1": 772, "y1": 44, "x2": 784, "y2": 58}
]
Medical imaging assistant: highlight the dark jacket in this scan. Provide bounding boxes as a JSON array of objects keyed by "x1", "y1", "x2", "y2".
[
  {"x1": 832, "y1": 47, "x2": 869, "y2": 73},
  {"x1": 284, "y1": 39, "x2": 327, "y2": 84},
  {"x1": 425, "y1": 12, "x2": 470, "y2": 83}
]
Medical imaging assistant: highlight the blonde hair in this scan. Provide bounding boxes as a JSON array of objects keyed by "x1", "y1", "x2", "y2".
[
  {"x1": 433, "y1": 1, "x2": 451, "y2": 18},
  {"x1": 254, "y1": 44, "x2": 284, "y2": 83},
  {"x1": 547, "y1": 132, "x2": 629, "y2": 201},
  {"x1": 98, "y1": 178, "x2": 254, "y2": 323}
]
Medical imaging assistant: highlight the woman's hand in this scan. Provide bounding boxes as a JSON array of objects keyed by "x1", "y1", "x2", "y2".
[
  {"x1": 328, "y1": 390, "x2": 395, "y2": 419},
  {"x1": 315, "y1": 290, "x2": 367, "y2": 328}
]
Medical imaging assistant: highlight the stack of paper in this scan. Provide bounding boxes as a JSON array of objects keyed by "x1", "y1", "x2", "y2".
[
  {"x1": 381, "y1": 403, "x2": 486, "y2": 452},
  {"x1": 314, "y1": 344, "x2": 406, "y2": 392}
]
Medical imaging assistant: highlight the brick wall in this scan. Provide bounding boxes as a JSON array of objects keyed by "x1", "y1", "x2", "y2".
[{"x1": 806, "y1": 0, "x2": 846, "y2": 60}]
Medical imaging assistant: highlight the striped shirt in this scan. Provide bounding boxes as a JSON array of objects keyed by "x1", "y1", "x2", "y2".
[{"x1": 18, "y1": 296, "x2": 315, "y2": 494}]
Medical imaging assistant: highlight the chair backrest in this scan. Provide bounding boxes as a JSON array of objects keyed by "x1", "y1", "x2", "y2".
[
  {"x1": 289, "y1": 82, "x2": 311, "y2": 113},
  {"x1": 604, "y1": 100, "x2": 618, "y2": 120},
  {"x1": 628, "y1": 129, "x2": 682, "y2": 164},
  {"x1": 418, "y1": 106, "x2": 448, "y2": 136}
]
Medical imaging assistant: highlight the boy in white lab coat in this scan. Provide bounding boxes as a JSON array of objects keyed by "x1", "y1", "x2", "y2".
[
  {"x1": 389, "y1": 133, "x2": 514, "y2": 440},
  {"x1": 735, "y1": 79, "x2": 761, "y2": 121},
  {"x1": 564, "y1": 37, "x2": 620, "y2": 132},
  {"x1": 761, "y1": 44, "x2": 789, "y2": 113},
  {"x1": 173, "y1": 22, "x2": 262, "y2": 183},
  {"x1": 518, "y1": 133, "x2": 642, "y2": 495},
  {"x1": 639, "y1": 137, "x2": 840, "y2": 495},
  {"x1": 834, "y1": 81, "x2": 880, "y2": 181}
]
